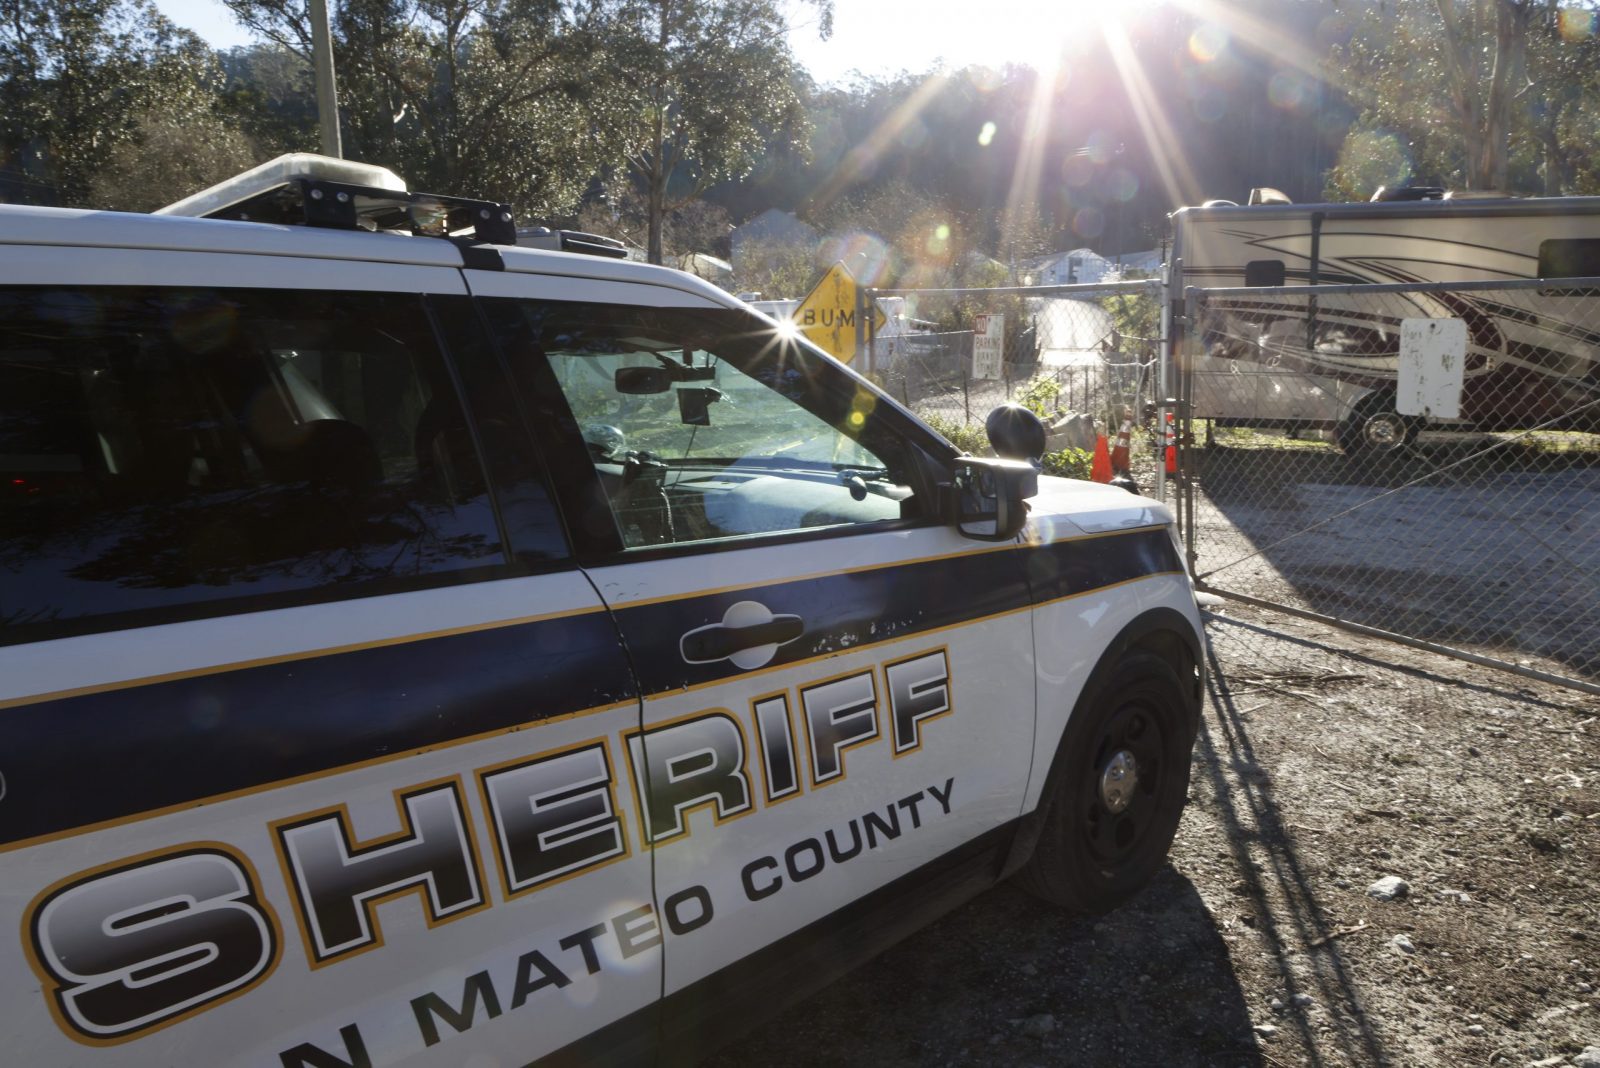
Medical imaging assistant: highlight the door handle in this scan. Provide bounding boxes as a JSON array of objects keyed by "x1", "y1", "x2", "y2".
[{"x1": 680, "y1": 601, "x2": 804, "y2": 669}]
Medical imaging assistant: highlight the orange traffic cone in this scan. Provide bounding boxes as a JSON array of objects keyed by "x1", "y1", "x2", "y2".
[
  {"x1": 1090, "y1": 433, "x2": 1113, "y2": 483},
  {"x1": 1110, "y1": 414, "x2": 1133, "y2": 474}
]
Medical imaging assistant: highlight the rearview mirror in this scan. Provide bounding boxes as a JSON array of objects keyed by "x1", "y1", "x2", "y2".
[
  {"x1": 949, "y1": 456, "x2": 1038, "y2": 541},
  {"x1": 615, "y1": 366, "x2": 674, "y2": 395}
]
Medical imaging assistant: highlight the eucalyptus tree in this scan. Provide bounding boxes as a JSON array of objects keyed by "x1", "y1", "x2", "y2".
[
  {"x1": 599, "y1": 0, "x2": 830, "y2": 263},
  {"x1": 0, "y1": 0, "x2": 227, "y2": 205},
  {"x1": 1326, "y1": 0, "x2": 1600, "y2": 196},
  {"x1": 220, "y1": 0, "x2": 622, "y2": 215}
]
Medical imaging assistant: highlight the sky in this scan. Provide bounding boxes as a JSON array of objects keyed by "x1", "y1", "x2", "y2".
[{"x1": 152, "y1": 0, "x2": 1136, "y2": 84}]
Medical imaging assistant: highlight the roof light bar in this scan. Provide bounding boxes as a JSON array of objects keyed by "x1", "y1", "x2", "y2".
[
  {"x1": 156, "y1": 154, "x2": 406, "y2": 219},
  {"x1": 154, "y1": 152, "x2": 517, "y2": 246}
]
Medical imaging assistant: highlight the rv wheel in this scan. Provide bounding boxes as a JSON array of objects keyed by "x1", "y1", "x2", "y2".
[{"x1": 1337, "y1": 392, "x2": 1417, "y2": 456}]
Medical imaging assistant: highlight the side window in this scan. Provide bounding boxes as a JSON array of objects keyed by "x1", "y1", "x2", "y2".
[
  {"x1": 1538, "y1": 239, "x2": 1600, "y2": 295},
  {"x1": 0, "y1": 286, "x2": 510, "y2": 643},
  {"x1": 485, "y1": 300, "x2": 925, "y2": 550},
  {"x1": 1244, "y1": 259, "x2": 1286, "y2": 287}
]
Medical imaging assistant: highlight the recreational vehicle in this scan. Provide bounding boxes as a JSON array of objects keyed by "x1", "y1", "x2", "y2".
[{"x1": 1168, "y1": 190, "x2": 1600, "y2": 453}]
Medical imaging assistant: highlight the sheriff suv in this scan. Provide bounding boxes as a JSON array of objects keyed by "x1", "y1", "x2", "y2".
[{"x1": 0, "y1": 155, "x2": 1203, "y2": 1067}]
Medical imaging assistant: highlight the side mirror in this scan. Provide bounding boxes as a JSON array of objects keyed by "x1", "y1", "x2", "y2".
[
  {"x1": 984, "y1": 403, "x2": 1046, "y2": 462},
  {"x1": 615, "y1": 366, "x2": 674, "y2": 395},
  {"x1": 949, "y1": 456, "x2": 1038, "y2": 541}
]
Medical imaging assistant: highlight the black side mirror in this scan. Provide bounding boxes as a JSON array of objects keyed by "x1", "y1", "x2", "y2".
[
  {"x1": 949, "y1": 456, "x2": 1038, "y2": 542},
  {"x1": 984, "y1": 403, "x2": 1046, "y2": 462}
]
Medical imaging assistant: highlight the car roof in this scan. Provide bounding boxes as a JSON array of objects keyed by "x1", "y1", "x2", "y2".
[{"x1": 0, "y1": 202, "x2": 743, "y2": 308}]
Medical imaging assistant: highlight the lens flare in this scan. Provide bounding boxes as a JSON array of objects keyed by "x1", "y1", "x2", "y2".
[
  {"x1": 849, "y1": 388, "x2": 877, "y2": 428},
  {"x1": 1335, "y1": 129, "x2": 1414, "y2": 191},
  {"x1": 1109, "y1": 169, "x2": 1140, "y2": 203},
  {"x1": 1072, "y1": 207, "x2": 1105, "y2": 239},
  {"x1": 1191, "y1": 88, "x2": 1227, "y2": 123},
  {"x1": 819, "y1": 231, "x2": 892, "y2": 286},
  {"x1": 1085, "y1": 130, "x2": 1116, "y2": 164},
  {"x1": 1188, "y1": 23, "x2": 1229, "y2": 63},
  {"x1": 1558, "y1": 8, "x2": 1594, "y2": 41},
  {"x1": 1063, "y1": 153, "x2": 1094, "y2": 187},
  {"x1": 898, "y1": 118, "x2": 929, "y2": 151},
  {"x1": 977, "y1": 121, "x2": 997, "y2": 147},
  {"x1": 1268, "y1": 69, "x2": 1313, "y2": 112}
]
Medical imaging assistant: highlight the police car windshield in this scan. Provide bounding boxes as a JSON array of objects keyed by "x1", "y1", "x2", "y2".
[{"x1": 536, "y1": 308, "x2": 892, "y2": 472}]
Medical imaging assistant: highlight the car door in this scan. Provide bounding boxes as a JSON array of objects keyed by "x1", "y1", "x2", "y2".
[
  {"x1": 0, "y1": 240, "x2": 656, "y2": 1067},
  {"x1": 470, "y1": 280, "x2": 1038, "y2": 1050}
]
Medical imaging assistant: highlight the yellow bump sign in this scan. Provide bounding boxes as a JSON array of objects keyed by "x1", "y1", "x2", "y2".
[{"x1": 792, "y1": 261, "x2": 888, "y2": 364}]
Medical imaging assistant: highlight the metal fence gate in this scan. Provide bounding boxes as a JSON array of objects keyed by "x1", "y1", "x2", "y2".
[
  {"x1": 863, "y1": 279, "x2": 1164, "y2": 461},
  {"x1": 1174, "y1": 276, "x2": 1600, "y2": 696}
]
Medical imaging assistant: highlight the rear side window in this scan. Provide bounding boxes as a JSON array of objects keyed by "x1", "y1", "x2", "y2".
[
  {"x1": 1538, "y1": 239, "x2": 1600, "y2": 295},
  {"x1": 1244, "y1": 260, "x2": 1286, "y2": 287},
  {"x1": 0, "y1": 286, "x2": 509, "y2": 643}
]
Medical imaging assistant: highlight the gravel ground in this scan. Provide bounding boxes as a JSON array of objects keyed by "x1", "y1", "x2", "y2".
[{"x1": 708, "y1": 599, "x2": 1600, "y2": 1067}]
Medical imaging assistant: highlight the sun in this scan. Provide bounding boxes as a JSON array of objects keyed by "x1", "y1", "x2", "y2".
[{"x1": 944, "y1": 0, "x2": 1162, "y2": 76}]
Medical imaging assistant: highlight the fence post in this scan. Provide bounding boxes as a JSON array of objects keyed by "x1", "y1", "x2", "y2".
[{"x1": 855, "y1": 284, "x2": 869, "y2": 375}]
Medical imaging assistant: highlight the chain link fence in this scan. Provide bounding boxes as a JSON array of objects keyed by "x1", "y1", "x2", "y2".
[
  {"x1": 1176, "y1": 276, "x2": 1600, "y2": 695},
  {"x1": 865, "y1": 280, "x2": 1164, "y2": 464}
]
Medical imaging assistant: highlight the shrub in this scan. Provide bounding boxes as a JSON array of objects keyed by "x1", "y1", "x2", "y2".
[
  {"x1": 1016, "y1": 375, "x2": 1061, "y2": 417},
  {"x1": 1041, "y1": 447, "x2": 1092, "y2": 480},
  {"x1": 919, "y1": 414, "x2": 992, "y2": 456}
]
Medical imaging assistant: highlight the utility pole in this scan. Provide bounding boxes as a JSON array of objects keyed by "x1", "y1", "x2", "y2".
[{"x1": 310, "y1": 0, "x2": 342, "y2": 158}]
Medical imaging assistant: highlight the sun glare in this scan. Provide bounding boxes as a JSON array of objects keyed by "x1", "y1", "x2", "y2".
[
  {"x1": 966, "y1": 0, "x2": 1148, "y2": 75},
  {"x1": 803, "y1": 0, "x2": 1327, "y2": 287}
]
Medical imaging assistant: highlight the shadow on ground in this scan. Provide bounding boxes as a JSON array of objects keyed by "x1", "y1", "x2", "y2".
[
  {"x1": 1193, "y1": 634, "x2": 1391, "y2": 1067},
  {"x1": 703, "y1": 866, "x2": 1262, "y2": 1067},
  {"x1": 1190, "y1": 443, "x2": 1600, "y2": 682},
  {"x1": 707, "y1": 638, "x2": 1396, "y2": 1067}
]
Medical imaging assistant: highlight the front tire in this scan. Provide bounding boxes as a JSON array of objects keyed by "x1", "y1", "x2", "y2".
[
  {"x1": 1017, "y1": 653, "x2": 1195, "y2": 913},
  {"x1": 1337, "y1": 391, "x2": 1417, "y2": 456}
]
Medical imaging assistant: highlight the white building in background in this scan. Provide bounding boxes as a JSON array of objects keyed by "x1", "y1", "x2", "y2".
[
  {"x1": 730, "y1": 209, "x2": 819, "y2": 256},
  {"x1": 1028, "y1": 247, "x2": 1163, "y2": 285},
  {"x1": 1111, "y1": 248, "x2": 1163, "y2": 277},
  {"x1": 1030, "y1": 248, "x2": 1111, "y2": 285}
]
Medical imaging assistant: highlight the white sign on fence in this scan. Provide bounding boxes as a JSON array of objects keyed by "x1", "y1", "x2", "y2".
[
  {"x1": 972, "y1": 313, "x2": 1005, "y2": 380},
  {"x1": 1398, "y1": 317, "x2": 1466, "y2": 418}
]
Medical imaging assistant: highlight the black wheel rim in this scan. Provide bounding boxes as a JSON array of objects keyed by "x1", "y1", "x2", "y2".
[{"x1": 1080, "y1": 695, "x2": 1168, "y2": 868}]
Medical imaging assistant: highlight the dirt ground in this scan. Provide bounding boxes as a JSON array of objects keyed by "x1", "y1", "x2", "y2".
[{"x1": 708, "y1": 599, "x2": 1600, "y2": 1067}]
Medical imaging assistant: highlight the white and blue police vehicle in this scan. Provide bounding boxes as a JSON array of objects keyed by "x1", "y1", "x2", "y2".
[{"x1": 0, "y1": 155, "x2": 1205, "y2": 1066}]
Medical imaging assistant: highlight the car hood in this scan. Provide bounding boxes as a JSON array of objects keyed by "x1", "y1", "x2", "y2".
[{"x1": 1023, "y1": 475, "x2": 1175, "y2": 542}]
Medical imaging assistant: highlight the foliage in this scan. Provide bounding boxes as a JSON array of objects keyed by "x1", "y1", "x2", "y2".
[
  {"x1": 1040, "y1": 447, "x2": 1092, "y2": 480},
  {"x1": 1325, "y1": 126, "x2": 1416, "y2": 201},
  {"x1": 1210, "y1": 426, "x2": 1337, "y2": 452},
  {"x1": 598, "y1": 0, "x2": 828, "y2": 263},
  {"x1": 88, "y1": 110, "x2": 260, "y2": 211},
  {"x1": 575, "y1": 183, "x2": 731, "y2": 261},
  {"x1": 916, "y1": 412, "x2": 1093, "y2": 480},
  {"x1": 1016, "y1": 375, "x2": 1062, "y2": 417},
  {"x1": 1324, "y1": 0, "x2": 1600, "y2": 196},
  {"x1": 218, "y1": 0, "x2": 620, "y2": 216},
  {"x1": 918, "y1": 413, "x2": 991, "y2": 456},
  {"x1": 0, "y1": 0, "x2": 232, "y2": 205},
  {"x1": 731, "y1": 237, "x2": 819, "y2": 299},
  {"x1": 217, "y1": 44, "x2": 317, "y2": 155},
  {"x1": 1101, "y1": 286, "x2": 1161, "y2": 344}
]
